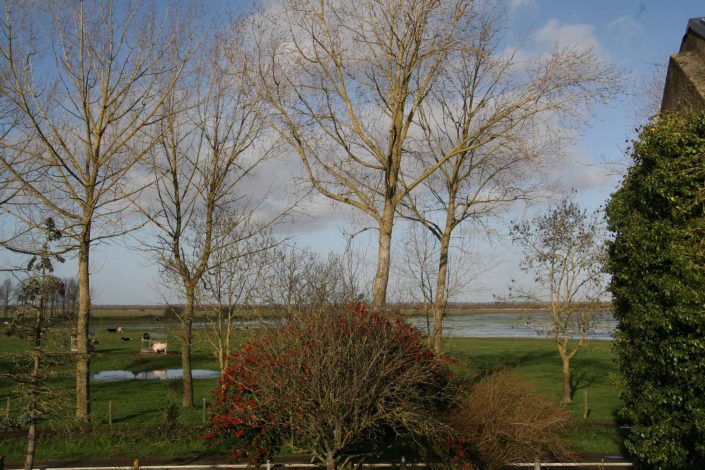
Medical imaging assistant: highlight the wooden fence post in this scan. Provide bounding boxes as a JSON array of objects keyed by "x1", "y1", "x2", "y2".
[
  {"x1": 583, "y1": 390, "x2": 588, "y2": 419},
  {"x1": 534, "y1": 457, "x2": 541, "y2": 469},
  {"x1": 108, "y1": 400, "x2": 113, "y2": 425}
]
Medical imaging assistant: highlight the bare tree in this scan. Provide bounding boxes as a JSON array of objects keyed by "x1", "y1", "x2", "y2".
[
  {"x1": 62, "y1": 277, "x2": 78, "y2": 319},
  {"x1": 257, "y1": 245, "x2": 363, "y2": 315},
  {"x1": 394, "y1": 223, "x2": 483, "y2": 339},
  {"x1": 0, "y1": 1, "x2": 191, "y2": 420},
  {"x1": 401, "y1": 4, "x2": 620, "y2": 353},
  {"x1": 140, "y1": 34, "x2": 279, "y2": 408},
  {"x1": 634, "y1": 62, "x2": 667, "y2": 123},
  {"x1": 242, "y1": 0, "x2": 475, "y2": 308},
  {"x1": 0, "y1": 277, "x2": 11, "y2": 317},
  {"x1": 199, "y1": 219, "x2": 276, "y2": 373},
  {"x1": 510, "y1": 198, "x2": 607, "y2": 404},
  {"x1": 394, "y1": 224, "x2": 444, "y2": 336}
]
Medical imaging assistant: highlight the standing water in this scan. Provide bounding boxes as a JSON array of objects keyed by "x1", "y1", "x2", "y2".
[{"x1": 406, "y1": 311, "x2": 616, "y2": 339}]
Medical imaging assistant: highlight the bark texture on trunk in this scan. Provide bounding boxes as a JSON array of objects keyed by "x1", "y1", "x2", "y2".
[
  {"x1": 325, "y1": 453, "x2": 335, "y2": 470},
  {"x1": 431, "y1": 205, "x2": 454, "y2": 355},
  {"x1": 561, "y1": 355, "x2": 572, "y2": 404},
  {"x1": 75, "y1": 238, "x2": 91, "y2": 421},
  {"x1": 181, "y1": 288, "x2": 194, "y2": 408},
  {"x1": 24, "y1": 350, "x2": 39, "y2": 470},
  {"x1": 24, "y1": 421, "x2": 35, "y2": 470},
  {"x1": 372, "y1": 201, "x2": 396, "y2": 309}
]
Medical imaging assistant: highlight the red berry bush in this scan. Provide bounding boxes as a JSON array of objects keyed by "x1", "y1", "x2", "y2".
[{"x1": 206, "y1": 308, "x2": 457, "y2": 469}]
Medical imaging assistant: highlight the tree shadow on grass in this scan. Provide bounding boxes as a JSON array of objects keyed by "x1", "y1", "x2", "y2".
[
  {"x1": 570, "y1": 368, "x2": 599, "y2": 400},
  {"x1": 468, "y1": 350, "x2": 556, "y2": 384}
]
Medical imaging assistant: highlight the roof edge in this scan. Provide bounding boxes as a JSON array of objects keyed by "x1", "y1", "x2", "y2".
[{"x1": 687, "y1": 17, "x2": 705, "y2": 42}]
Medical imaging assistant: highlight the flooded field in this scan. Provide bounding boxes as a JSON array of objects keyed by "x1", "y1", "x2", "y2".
[
  {"x1": 406, "y1": 311, "x2": 616, "y2": 339},
  {"x1": 96, "y1": 311, "x2": 617, "y2": 340}
]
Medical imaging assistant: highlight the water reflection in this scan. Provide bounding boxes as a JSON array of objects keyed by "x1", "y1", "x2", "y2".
[{"x1": 92, "y1": 369, "x2": 220, "y2": 382}]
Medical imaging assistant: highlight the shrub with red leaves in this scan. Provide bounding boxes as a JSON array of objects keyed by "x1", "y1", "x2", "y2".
[{"x1": 206, "y1": 308, "x2": 457, "y2": 469}]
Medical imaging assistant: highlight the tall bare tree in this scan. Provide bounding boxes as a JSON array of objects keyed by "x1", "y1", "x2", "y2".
[
  {"x1": 243, "y1": 0, "x2": 475, "y2": 307},
  {"x1": 510, "y1": 198, "x2": 607, "y2": 404},
  {"x1": 0, "y1": 1, "x2": 191, "y2": 420},
  {"x1": 141, "y1": 36, "x2": 276, "y2": 408},
  {"x1": 62, "y1": 277, "x2": 78, "y2": 319},
  {"x1": 199, "y1": 221, "x2": 274, "y2": 373},
  {"x1": 0, "y1": 277, "x2": 11, "y2": 317},
  {"x1": 402, "y1": 5, "x2": 620, "y2": 353}
]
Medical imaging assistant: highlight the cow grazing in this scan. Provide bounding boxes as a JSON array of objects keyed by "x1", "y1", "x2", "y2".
[
  {"x1": 116, "y1": 326, "x2": 125, "y2": 333},
  {"x1": 150, "y1": 341, "x2": 167, "y2": 354},
  {"x1": 121, "y1": 337, "x2": 131, "y2": 341},
  {"x1": 107, "y1": 328, "x2": 117, "y2": 334}
]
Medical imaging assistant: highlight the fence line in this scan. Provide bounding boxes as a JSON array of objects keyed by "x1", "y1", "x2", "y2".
[{"x1": 5, "y1": 461, "x2": 634, "y2": 470}]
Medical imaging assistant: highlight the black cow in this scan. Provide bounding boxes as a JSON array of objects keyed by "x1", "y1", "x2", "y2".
[
  {"x1": 107, "y1": 328, "x2": 117, "y2": 334},
  {"x1": 121, "y1": 337, "x2": 132, "y2": 341},
  {"x1": 142, "y1": 332, "x2": 151, "y2": 340}
]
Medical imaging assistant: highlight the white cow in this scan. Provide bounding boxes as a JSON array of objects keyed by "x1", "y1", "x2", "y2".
[{"x1": 150, "y1": 341, "x2": 167, "y2": 354}]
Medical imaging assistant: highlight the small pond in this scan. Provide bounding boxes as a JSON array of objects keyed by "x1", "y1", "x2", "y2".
[{"x1": 92, "y1": 369, "x2": 220, "y2": 382}]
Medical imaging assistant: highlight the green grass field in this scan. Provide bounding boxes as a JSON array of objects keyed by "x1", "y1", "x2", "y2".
[{"x1": 0, "y1": 319, "x2": 623, "y2": 462}]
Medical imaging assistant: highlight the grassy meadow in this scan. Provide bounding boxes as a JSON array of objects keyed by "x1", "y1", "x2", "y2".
[{"x1": 0, "y1": 312, "x2": 623, "y2": 463}]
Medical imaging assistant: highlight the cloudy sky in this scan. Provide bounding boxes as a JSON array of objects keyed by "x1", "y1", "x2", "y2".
[{"x1": 1, "y1": 0, "x2": 703, "y2": 304}]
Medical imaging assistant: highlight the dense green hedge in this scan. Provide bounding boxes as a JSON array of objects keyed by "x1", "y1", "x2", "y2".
[{"x1": 606, "y1": 113, "x2": 705, "y2": 469}]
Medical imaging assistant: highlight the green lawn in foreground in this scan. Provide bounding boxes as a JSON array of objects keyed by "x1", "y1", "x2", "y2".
[{"x1": 1, "y1": 325, "x2": 622, "y2": 462}]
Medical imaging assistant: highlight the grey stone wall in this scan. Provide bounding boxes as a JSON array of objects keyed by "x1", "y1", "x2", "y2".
[{"x1": 661, "y1": 17, "x2": 705, "y2": 113}]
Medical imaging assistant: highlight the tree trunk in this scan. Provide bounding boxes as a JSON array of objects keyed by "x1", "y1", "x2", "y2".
[
  {"x1": 372, "y1": 200, "x2": 396, "y2": 309},
  {"x1": 561, "y1": 354, "x2": 572, "y2": 404},
  {"x1": 181, "y1": 287, "x2": 195, "y2": 408},
  {"x1": 431, "y1": 206, "x2": 454, "y2": 355},
  {"x1": 24, "y1": 419, "x2": 36, "y2": 470},
  {"x1": 24, "y1": 350, "x2": 39, "y2": 470},
  {"x1": 75, "y1": 237, "x2": 91, "y2": 421},
  {"x1": 325, "y1": 453, "x2": 336, "y2": 470}
]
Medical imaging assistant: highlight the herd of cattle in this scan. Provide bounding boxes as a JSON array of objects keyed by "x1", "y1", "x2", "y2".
[{"x1": 105, "y1": 327, "x2": 167, "y2": 353}]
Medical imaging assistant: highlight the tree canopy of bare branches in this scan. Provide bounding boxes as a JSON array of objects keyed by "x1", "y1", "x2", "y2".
[
  {"x1": 139, "y1": 33, "x2": 283, "y2": 408},
  {"x1": 400, "y1": 3, "x2": 620, "y2": 353},
  {"x1": 242, "y1": 0, "x2": 476, "y2": 307},
  {"x1": 510, "y1": 198, "x2": 607, "y2": 403},
  {"x1": 0, "y1": 0, "x2": 192, "y2": 420}
]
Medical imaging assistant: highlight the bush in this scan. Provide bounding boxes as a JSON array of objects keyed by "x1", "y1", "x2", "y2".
[
  {"x1": 206, "y1": 308, "x2": 457, "y2": 468},
  {"x1": 606, "y1": 112, "x2": 705, "y2": 469},
  {"x1": 446, "y1": 369, "x2": 572, "y2": 470}
]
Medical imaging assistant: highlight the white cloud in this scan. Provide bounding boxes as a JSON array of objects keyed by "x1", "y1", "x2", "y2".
[
  {"x1": 534, "y1": 19, "x2": 607, "y2": 59},
  {"x1": 549, "y1": 147, "x2": 617, "y2": 193},
  {"x1": 607, "y1": 15, "x2": 641, "y2": 39},
  {"x1": 510, "y1": 0, "x2": 536, "y2": 12}
]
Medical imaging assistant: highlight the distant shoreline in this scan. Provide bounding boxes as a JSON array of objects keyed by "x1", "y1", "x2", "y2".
[{"x1": 87, "y1": 302, "x2": 610, "y2": 320}]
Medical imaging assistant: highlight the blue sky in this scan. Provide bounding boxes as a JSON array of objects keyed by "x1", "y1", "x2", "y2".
[{"x1": 1, "y1": 0, "x2": 703, "y2": 304}]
